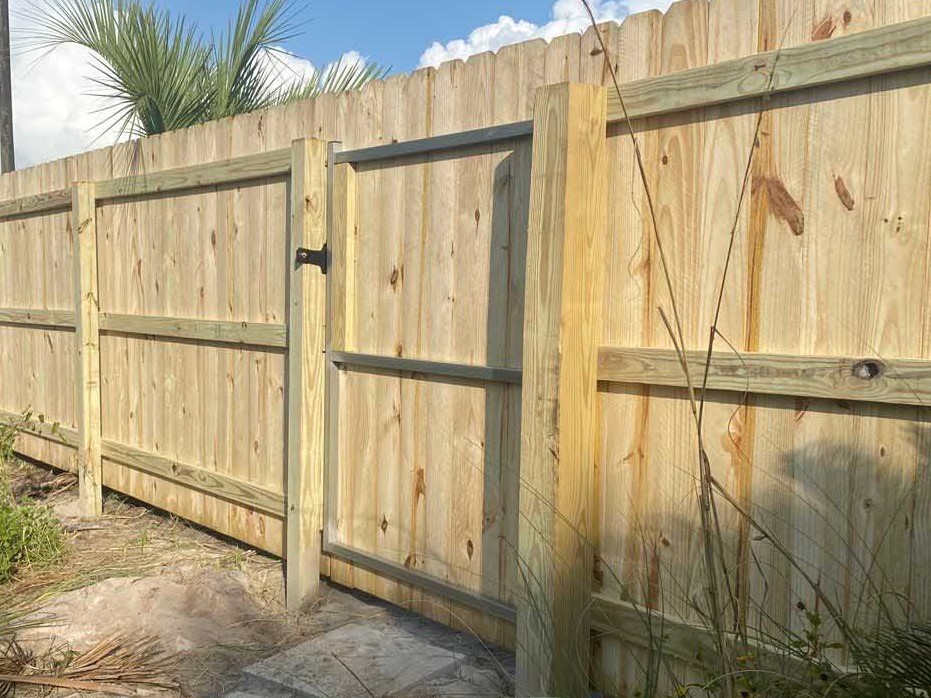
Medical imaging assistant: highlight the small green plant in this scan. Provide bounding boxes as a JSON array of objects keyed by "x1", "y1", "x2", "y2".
[
  {"x1": 219, "y1": 549, "x2": 247, "y2": 571},
  {"x1": 0, "y1": 497, "x2": 64, "y2": 583},
  {"x1": 0, "y1": 415, "x2": 64, "y2": 584},
  {"x1": 0, "y1": 410, "x2": 62, "y2": 466},
  {"x1": 0, "y1": 414, "x2": 26, "y2": 467}
]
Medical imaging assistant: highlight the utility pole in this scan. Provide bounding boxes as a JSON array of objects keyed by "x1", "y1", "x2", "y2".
[{"x1": 0, "y1": 0, "x2": 14, "y2": 173}]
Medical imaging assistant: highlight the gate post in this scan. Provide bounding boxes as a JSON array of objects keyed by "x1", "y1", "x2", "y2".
[
  {"x1": 73, "y1": 181, "x2": 102, "y2": 517},
  {"x1": 286, "y1": 138, "x2": 328, "y2": 610},
  {"x1": 516, "y1": 83, "x2": 607, "y2": 696}
]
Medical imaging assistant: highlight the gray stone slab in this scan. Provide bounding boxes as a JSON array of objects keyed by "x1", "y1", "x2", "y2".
[
  {"x1": 244, "y1": 621, "x2": 465, "y2": 697},
  {"x1": 225, "y1": 689, "x2": 306, "y2": 698}
]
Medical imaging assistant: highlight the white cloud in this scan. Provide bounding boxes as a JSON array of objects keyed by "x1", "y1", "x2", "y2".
[
  {"x1": 10, "y1": 1, "x2": 123, "y2": 169},
  {"x1": 628, "y1": 0, "x2": 675, "y2": 11},
  {"x1": 261, "y1": 47, "x2": 371, "y2": 93},
  {"x1": 419, "y1": 0, "x2": 674, "y2": 68}
]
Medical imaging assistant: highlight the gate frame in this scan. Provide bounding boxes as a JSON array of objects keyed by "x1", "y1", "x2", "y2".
[{"x1": 319, "y1": 130, "x2": 527, "y2": 623}]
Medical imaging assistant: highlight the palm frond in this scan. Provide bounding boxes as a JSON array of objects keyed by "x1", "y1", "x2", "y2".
[
  {"x1": 855, "y1": 623, "x2": 931, "y2": 691},
  {"x1": 209, "y1": 0, "x2": 306, "y2": 119},
  {"x1": 276, "y1": 54, "x2": 389, "y2": 104},
  {"x1": 20, "y1": 0, "x2": 212, "y2": 138},
  {"x1": 19, "y1": 0, "x2": 387, "y2": 137}
]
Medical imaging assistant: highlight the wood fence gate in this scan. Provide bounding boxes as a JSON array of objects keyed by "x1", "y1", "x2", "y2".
[{"x1": 316, "y1": 133, "x2": 529, "y2": 623}]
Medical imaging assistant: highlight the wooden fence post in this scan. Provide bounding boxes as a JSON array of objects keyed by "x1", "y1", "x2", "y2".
[
  {"x1": 73, "y1": 181, "x2": 102, "y2": 517},
  {"x1": 286, "y1": 138, "x2": 328, "y2": 610},
  {"x1": 516, "y1": 82, "x2": 607, "y2": 697}
]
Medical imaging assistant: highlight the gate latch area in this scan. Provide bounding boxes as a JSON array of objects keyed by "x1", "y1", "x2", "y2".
[{"x1": 295, "y1": 244, "x2": 328, "y2": 274}]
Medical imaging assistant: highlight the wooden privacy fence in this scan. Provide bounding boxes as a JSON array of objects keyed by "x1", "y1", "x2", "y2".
[
  {"x1": 0, "y1": 144, "x2": 315, "y2": 558},
  {"x1": 5, "y1": 1, "x2": 931, "y2": 694}
]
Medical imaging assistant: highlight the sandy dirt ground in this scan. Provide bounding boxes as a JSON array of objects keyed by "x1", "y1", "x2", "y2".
[
  {"x1": 2, "y1": 459, "x2": 307, "y2": 696},
  {"x1": 1, "y1": 460, "x2": 512, "y2": 697}
]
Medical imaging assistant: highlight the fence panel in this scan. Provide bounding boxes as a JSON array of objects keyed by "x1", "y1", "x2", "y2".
[{"x1": 594, "y1": 0, "x2": 931, "y2": 693}]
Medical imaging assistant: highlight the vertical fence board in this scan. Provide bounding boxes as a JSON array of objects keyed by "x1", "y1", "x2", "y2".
[
  {"x1": 396, "y1": 67, "x2": 433, "y2": 620},
  {"x1": 372, "y1": 75, "x2": 405, "y2": 608},
  {"x1": 595, "y1": 10, "x2": 661, "y2": 693},
  {"x1": 73, "y1": 182, "x2": 102, "y2": 516},
  {"x1": 328, "y1": 157, "x2": 358, "y2": 590}
]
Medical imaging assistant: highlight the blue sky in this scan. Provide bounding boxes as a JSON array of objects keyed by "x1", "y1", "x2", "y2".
[{"x1": 156, "y1": 1, "x2": 559, "y2": 74}]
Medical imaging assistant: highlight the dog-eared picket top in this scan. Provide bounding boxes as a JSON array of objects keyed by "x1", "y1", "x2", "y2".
[{"x1": 4, "y1": 11, "x2": 931, "y2": 694}]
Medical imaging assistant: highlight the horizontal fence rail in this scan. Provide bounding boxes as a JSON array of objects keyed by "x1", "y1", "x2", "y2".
[
  {"x1": 0, "y1": 189, "x2": 72, "y2": 219},
  {"x1": 96, "y1": 149, "x2": 291, "y2": 202},
  {"x1": 0, "y1": 409, "x2": 79, "y2": 446},
  {"x1": 0, "y1": 148, "x2": 292, "y2": 219},
  {"x1": 323, "y1": 541, "x2": 517, "y2": 623},
  {"x1": 334, "y1": 121, "x2": 533, "y2": 165},
  {"x1": 330, "y1": 350, "x2": 522, "y2": 384},
  {"x1": 598, "y1": 347, "x2": 931, "y2": 407},
  {"x1": 100, "y1": 440, "x2": 286, "y2": 517},
  {"x1": 0, "y1": 407, "x2": 285, "y2": 516},
  {"x1": 98, "y1": 313, "x2": 288, "y2": 348},
  {"x1": 605, "y1": 13, "x2": 931, "y2": 121},
  {"x1": 0, "y1": 308, "x2": 76, "y2": 328}
]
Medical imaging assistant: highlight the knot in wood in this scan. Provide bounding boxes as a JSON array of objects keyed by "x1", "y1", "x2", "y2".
[{"x1": 851, "y1": 359, "x2": 883, "y2": 381}]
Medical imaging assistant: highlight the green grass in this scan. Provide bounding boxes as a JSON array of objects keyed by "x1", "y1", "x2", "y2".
[
  {"x1": 0, "y1": 418, "x2": 65, "y2": 585},
  {"x1": 0, "y1": 494, "x2": 64, "y2": 584}
]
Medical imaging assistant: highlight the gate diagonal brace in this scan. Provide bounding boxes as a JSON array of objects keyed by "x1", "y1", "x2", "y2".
[{"x1": 295, "y1": 244, "x2": 328, "y2": 274}]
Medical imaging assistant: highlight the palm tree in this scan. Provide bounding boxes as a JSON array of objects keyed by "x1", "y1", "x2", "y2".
[{"x1": 21, "y1": 0, "x2": 387, "y2": 138}]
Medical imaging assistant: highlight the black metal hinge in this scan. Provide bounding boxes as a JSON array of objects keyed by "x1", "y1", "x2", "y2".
[{"x1": 295, "y1": 244, "x2": 328, "y2": 274}]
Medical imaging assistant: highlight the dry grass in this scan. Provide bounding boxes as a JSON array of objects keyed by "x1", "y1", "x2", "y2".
[
  {"x1": 0, "y1": 459, "x2": 304, "y2": 696},
  {"x1": 0, "y1": 459, "x2": 284, "y2": 613},
  {"x1": 0, "y1": 633, "x2": 178, "y2": 697}
]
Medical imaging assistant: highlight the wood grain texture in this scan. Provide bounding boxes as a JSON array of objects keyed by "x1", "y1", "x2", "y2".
[
  {"x1": 486, "y1": 38, "x2": 542, "y2": 648},
  {"x1": 0, "y1": 308, "x2": 75, "y2": 328},
  {"x1": 0, "y1": 408, "x2": 79, "y2": 446},
  {"x1": 285, "y1": 138, "x2": 327, "y2": 610},
  {"x1": 0, "y1": 0, "x2": 930, "y2": 678},
  {"x1": 98, "y1": 313, "x2": 286, "y2": 347},
  {"x1": 328, "y1": 163, "x2": 357, "y2": 353},
  {"x1": 73, "y1": 182, "x2": 102, "y2": 517},
  {"x1": 516, "y1": 82, "x2": 607, "y2": 698},
  {"x1": 604, "y1": 12, "x2": 931, "y2": 123},
  {"x1": 590, "y1": 591, "x2": 811, "y2": 669},
  {"x1": 590, "y1": 12, "x2": 661, "y2": 694},
  {"x1": 0, "y1": 154, "x2": 78, "y2": 474},
  {"x1": 325, "y1": 152, "x2": 357, "y2": 590},
  {"x1": 736, "y1": 0, "x2": 816, "y2": 651},
  {"x1": 101, "y1": 439, "x2": 285, "y2": 516},
  {"x1": 90, "y1": 115, "x2": 288, "y2": 554},
  {"x1": 0, "y1": 188, "x2": 70, "y2": 219},
  {"x1": 599, "y1": 346, "x2": 931, "y2": 406},
  {"x1": 95, "y1": 148, "x2": 290, "y2": 201},
  {"x1": 792, "y1": 0, "x2": 880, "y2": 650}
]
